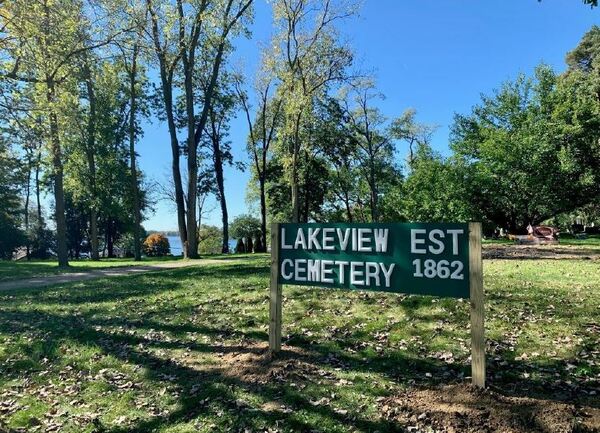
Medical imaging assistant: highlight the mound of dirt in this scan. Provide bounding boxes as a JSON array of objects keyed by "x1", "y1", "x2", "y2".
[
  {"x1": 215, "y1": 342, "x2": 320, "y2": 385},
  {"x1": 380, "y1": 384, "x2": 599, "y2": 433},
  {"x1": 483, "y1": 244, "x2": 600, "y2": 260}
]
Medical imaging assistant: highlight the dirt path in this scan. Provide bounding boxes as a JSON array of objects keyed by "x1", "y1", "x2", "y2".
[{"x1": 0, "y1": 259, "x2": 226, "y2": 291}]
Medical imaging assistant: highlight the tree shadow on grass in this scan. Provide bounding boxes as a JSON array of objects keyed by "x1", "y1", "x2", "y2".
[
  {"x1": 0, "y1": 260, "x2": 598, "y2": 432},
  {"x1": 0, "y1": 307, "x2": 405, "y2": 432}
]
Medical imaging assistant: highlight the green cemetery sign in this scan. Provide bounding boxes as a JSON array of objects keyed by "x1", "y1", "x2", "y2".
[
  {"x1": 276, "y1": 222, "x2": 470, "y2": 298},
  {"x1": 268, "y1": 221, "x2": 486, "y2": 388}
]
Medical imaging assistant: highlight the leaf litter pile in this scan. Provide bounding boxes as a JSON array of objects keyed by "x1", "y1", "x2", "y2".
[{"x1": 0, "y1": 254, "x2": 598, "y2": 432}]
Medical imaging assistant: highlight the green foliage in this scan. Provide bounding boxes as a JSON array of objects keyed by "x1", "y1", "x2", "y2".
[
  {"x1": 0, "y1": 141, "x2": 25, "y2": 259},
  {"x1": 450, "y1": 65, "x2": 600, "y2": 231},
  {"x1": 26, "y1": 223, "x2": 55, "y2": 260},
  {"x1": 63, "y1": 193, "x2": 89, "y2": 259},
  {"x1": 116, "y1": 228, "x2": 148, "y2": 258},
  {"x1": 230, "y1": 214, "x2": 261, "y2": 253},
  {"x1": 390, "y1": 144, "x2": 472, "y2": 223},
  {"x1": 198, "y1": 225, "x2": 223, "y2": 255},
  {"x1": 230, "y1": 215, "x2": 261, "y2": 240},
  {"x1": 143, "y1": 233, "x2": 170, "y2": 257}
]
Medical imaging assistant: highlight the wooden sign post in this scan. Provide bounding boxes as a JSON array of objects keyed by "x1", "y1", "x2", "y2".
[
  {"x1": 269, "y1": 223, "x2": 282, "y2": 353},
  {"x1": 469, "y1": 222, "x2": 485, "y2": 388},
  {"x1": 269, "y1": 222, "x2": 485, "y2": 388}
]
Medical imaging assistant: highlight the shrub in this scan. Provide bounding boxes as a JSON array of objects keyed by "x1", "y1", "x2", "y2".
[
  {"x1": 198, "y1": 225, "x2": 222, "y2": 255},
  {"x1": 235, "y1": 238, "x2": 245, "y2": 253},
  {"x1": 230, "y1": 215, "x2": 261, "y2": 254},
  {"x1": 143, "y1": 233, "x2": 170, "y2": 257}
]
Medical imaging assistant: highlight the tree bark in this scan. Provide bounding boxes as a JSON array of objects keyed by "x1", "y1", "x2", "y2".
[
  {"x1": 369, "y1": 162, "x2": 378, "y2": 222},
  {"x1": 259, "y1": 175, "x2": 267, "y2": 252},
  {"x1": 162, "y1": 71, "x2": 188, "y2": 258},
  {"x1": 184, "y1": 57, "x2": 199, "y2": 259},
  {"x1": 147, "y1": 0, "x2": 188, "y2": 257},
  {"x1": 36, "y1": 149, "x2": 42, "y2": 222},
  {"x1": 46, "y1": 79, "x2": 69, "y2": 267},
  {"x1": 24, "y1": 151, "x2": 31, "y2": 259},
  {"x1": 212, "y1": 138, "x2": 229, "y2": 253},
  {"x1": 83, "y1": 60, "x2": 100, "y2": 261},
  {"x1": 128, "y1": 44, "x2": 142, "y2": 261},
  {"x1": 106, "y1": 219, "x2": 115, "y2": 258},
  {"x1": 290, "y1": 111, "x2": 302, "y2": 223}
]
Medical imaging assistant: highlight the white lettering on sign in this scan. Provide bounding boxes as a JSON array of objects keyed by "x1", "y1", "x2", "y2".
[
  {"x1": 281, "y1": 259, "x2": 294, "y2": 280},
  {"x1": 411, "y1": 229, "x2": 427, "y2": 254},
  {"x1": 380, "y1": 263, "x2": 395, "y2": 287},
  {"x1": 279, "y1": 259, "x2": 396, "y2": 288},
  {"x1": 412, "y1": 259, "x2": 464, "y2": 280},
  {"x1": 373, "y1": 229, "x2": 389, "y2": 252},
  {"x1": 428, "y1": 229, "x2": 445, "y2": 254},
  {"x1": 322, "y1": 228, "x2": 335, "y2": 250},
  {"x1": 447, "y1": 229, "x2": 464, "y2": 255},
  {"x1": 307, "y1": 228, "x2": 321, "y2": 250},
  {"x1": 279, "y1": 226, "x2": 465, "y2": 288},
  {"x1": 294, "y1": 230, "x2": 307, "y2": 249},
  {"x1": 337, "y1": 261, "x2": 349, "y2": 284},
  {"x1": 358, "y1": 229, "x2": 371, "y2": 252},
  {"x1": 321, "y1": 260, "x2": 334, "y2": 283},
  {"x1": 410, "y1": 228, "x2": 465, "y2": 256},
  {"x1": 365, "y1": 262, "x2": 380, "y2": 286},
  {"x1": 307, "y1": 259, "x2": 320, "y2": 281},
  {"x1": 295, "y1": 259, "x2": 307, "y2": 281},
  {"x1": 350, "y1": 261, "x2": 364, "y2": 285},
  {"x1": 281, "y1": 227, "x2": 392, "y2": 253},
  {"x1": 281, "y1": 228, "x2": 293, "y2": 250},
  {"x1": 337, "y1": 228, "x2": 351, "y2": 250}
]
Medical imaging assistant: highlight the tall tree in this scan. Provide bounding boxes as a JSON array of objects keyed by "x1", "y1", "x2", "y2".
[
  {"x1": 270, "y1": 0, "x2": 354, "y2": 222},
  {"x1": 145, "y1": 0, "x2": 189, "y2": 256},
  {"x1": 390, "y1": 108, "x2": 437, "y2": 169},
  {"x1": 451, "y1": 65, "x2": 600, "y2": 231},
  {"x1": 1, "y1": 0, "x2": 121, "y2": 267},
  {"x1": 342, "y1": 80, "x2": 398, "y2": 222},
  {"x1": 201, "y1": 72, "x2": 239, "y2": 253},
  {"x1": 236, "y1": 67, "x2": 282, "y2": 251},
  {"x1": 80, "y1": 53, "x2": 101, "y2": 260},
  {"x1": 146, "y1": 0, "x2": 253, "y2": 258},
  {"x1": 0, "y1": 138, "x2": 25, "y2": 259}
]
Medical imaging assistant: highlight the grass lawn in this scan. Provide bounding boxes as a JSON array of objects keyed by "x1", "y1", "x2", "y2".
[
  {"x1": 0, "y1": 257, "x2": 182, "y2": 282},
  {"x1": 0, "y1": 255, "x2": 598, "y2": 432}
]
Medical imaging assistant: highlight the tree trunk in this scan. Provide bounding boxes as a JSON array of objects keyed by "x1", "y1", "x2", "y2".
[
  {"x1": 162, "y1": 74, "x2": 188, "y2": 258},
  {"x1": 189, "y1": 42, "x2": 229, "y2": 258},
  {"x1": 259, "y1": 175, "x2": 267, "y2": 252},
  {"x1": 369, "y1": 160, "x2": 378, "y2": 223},
  {"x1": 83, "y1": 61, "x2": 100, "y2": 261},
  {"x1": 290, "y1": 110, "x2": 303, "y2": 223},
  {"x1": 46, "y1": 80, "x2": 69, "y2": 267},
  {"x1": 184, "y1": 62, "x2": 198, "y2": 259},
  {"x1": 36, "y1": 150, "x2": 42, "y2": 223},
  {"x1": 107, "y1": 219, "x2": 115, "y2": 258},
  {"x1": 344, "y1": 190, "x2": 353, "y2": 222},
  {"x1": 24, "y1": 152, "x2": 31, "y2": 259},
  {"x1": 128, "y1": 44, "x2": 142, "y2": 261},
  {"x1": 213, "y1": 137, "x2": 229, "y2": 254}
]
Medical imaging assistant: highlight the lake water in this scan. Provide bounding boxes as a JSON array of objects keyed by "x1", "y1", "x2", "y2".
[{"x1": 167, "y1": 235, "x2": 236, "y2": 256}]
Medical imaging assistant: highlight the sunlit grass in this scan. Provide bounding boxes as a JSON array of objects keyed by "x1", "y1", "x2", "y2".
[{"x1": 0, "y1": 255, "x2": 598, "y2": 432}]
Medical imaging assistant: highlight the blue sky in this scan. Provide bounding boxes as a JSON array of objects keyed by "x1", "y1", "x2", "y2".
[{"x1": 139, "y1": 0, "x2": 598, "y2": 231}]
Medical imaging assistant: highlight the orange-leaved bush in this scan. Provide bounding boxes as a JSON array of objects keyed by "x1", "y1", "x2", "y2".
[{"x1": 143, "y1": 233, "x2": 170, "y2": 257}]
